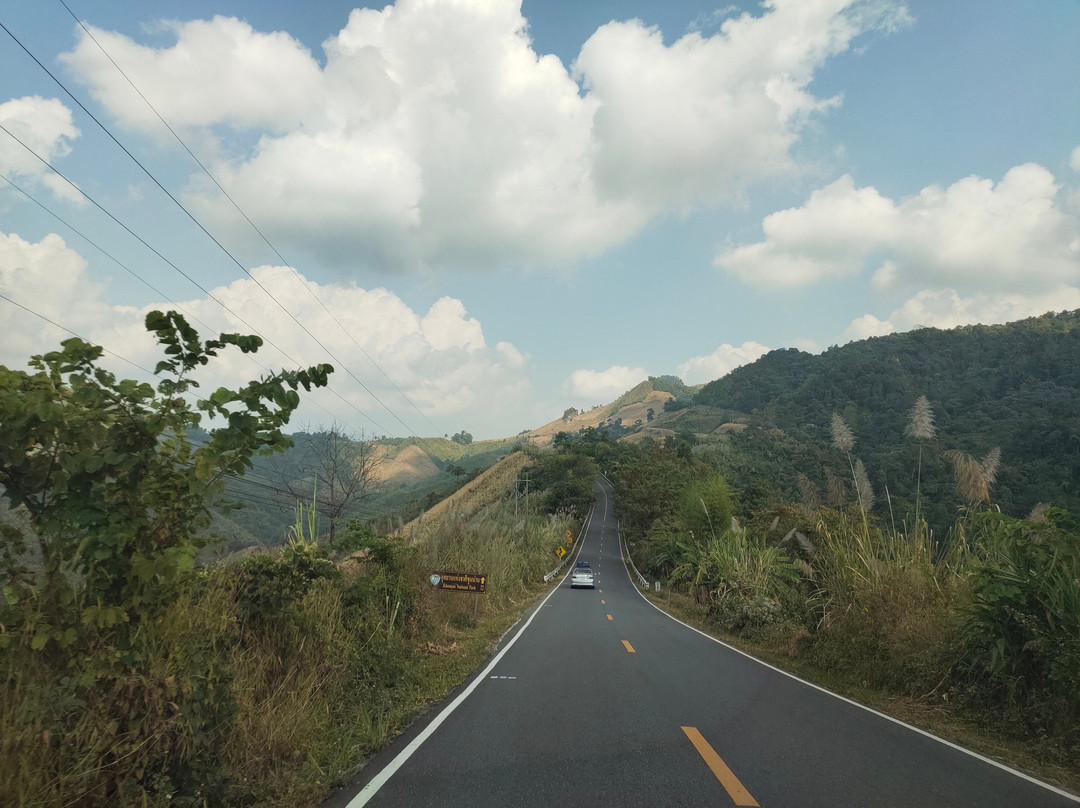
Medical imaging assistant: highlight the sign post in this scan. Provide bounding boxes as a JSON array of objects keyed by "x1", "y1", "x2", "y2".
[{"x1": 429, "y1": 571, "x2": 488, "y2": 621}]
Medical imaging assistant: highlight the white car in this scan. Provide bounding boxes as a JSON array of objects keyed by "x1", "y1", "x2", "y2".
[{"x1": 570, "y1": 567, "x2": 595, "y2": 589}]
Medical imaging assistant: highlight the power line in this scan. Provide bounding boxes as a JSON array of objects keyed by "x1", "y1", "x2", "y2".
[
  {"x1": 57, "y1": 0, "x2": 444, "y2": 440},
  {"x1": 0, "y1": 291, "x2": 156, "y2": 376},
  {"x1": 0, "y1": 171, "x2": 218, "y2": 337},
  {"x1": 2, "y1": 17, "x2": 429, "y2": 445},
  {"x1": 0, "y1": 122, "x2": 394, "y2": 436}
]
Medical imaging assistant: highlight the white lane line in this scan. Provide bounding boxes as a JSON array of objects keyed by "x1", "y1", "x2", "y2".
[
  {"x1": 346, "y1": 503, "x2": 596, "y2": 807},
  {"x1": 613, "y1": 505, "x2": 1080, "y2": 804}
]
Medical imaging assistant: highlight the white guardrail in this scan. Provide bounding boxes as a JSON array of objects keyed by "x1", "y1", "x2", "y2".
[{"x1": 621, "y1": 528, "x2": 650, "y2": 590}]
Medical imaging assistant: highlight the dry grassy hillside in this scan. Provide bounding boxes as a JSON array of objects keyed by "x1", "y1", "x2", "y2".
[
  {"x1": 370, "y1": 443, "x2": 441, "y2": 483},
  {"x1": 399, "y1": 450, "x2": 531, "y2": 540},
  {"x1": 523, "y1": 390, "x2": 674, "y2": 445}
]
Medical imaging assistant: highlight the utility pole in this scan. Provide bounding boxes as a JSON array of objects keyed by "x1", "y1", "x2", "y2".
[{"x1": 514, "y1": 472, "x2": 531, "y2": 515}]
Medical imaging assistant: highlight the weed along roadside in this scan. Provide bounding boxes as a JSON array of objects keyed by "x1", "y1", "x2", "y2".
[
  {"x1": 2, "y1": 452, "x2": 579, "y2": 808},
  {"x1": 0, "y1": 311, "x2": 588, "y2": 808},
  {"x1": 597, "y1": 403, "x2": 1080, "y2": 796}
]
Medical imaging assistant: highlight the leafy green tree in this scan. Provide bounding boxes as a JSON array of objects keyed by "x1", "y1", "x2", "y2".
[
  {"x1": 529, "y1": 453, "x2": 597, "y2": 518},
  {"x1": 0, "y1": 310, "x2": 332, "y2": 650},
  {"x1": 451, "y1": 430, "x2": 473, "y2": 445}
]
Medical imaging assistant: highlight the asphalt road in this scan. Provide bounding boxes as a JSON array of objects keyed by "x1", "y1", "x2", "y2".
[{"x1": 327, "y1": 479, "x2": 1079, "y2": 808}]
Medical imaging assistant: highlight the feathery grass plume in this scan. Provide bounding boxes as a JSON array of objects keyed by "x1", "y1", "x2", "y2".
[
  {"x1": 831, "y1": 412, "x2": 855, "y2": 453},
  {"x1": 980, "y1": 447, "x2": 1001, "y2": 487},
  {"x1": 905, "y1": 395, "x2": 936, "y2": 441},
  {"x1": 905, "y1": 395, "x2": 935, "y2": 542},
  {"x1": 1028, "y1": 502, "x2": 1051, "y2": 523},
  {"x1": 854, "y1": 458, "x2": 875, "y2": 512},
  {"x1": 945, "y1": 449, "x2": 993, "y2": 504},
  {"x1": 797, "y1": 473, "x2": 821, "y2": 512},
  {"x1": 825, "y1": 467, "x2": 847, "y2": 507}
]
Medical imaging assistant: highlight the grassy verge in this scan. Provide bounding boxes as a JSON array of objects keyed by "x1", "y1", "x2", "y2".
[
  {"x1": 1, "y1": 489, "x2": 574, "y2": 808},
  {"x1": 639, "y1": 585, "x2": 1080, "y2": 795}
]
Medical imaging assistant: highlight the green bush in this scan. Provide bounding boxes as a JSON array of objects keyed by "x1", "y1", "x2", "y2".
[
  {"x1": 962, "y1": 509, "x2": 1080, "y2": 728},
  {"x1": 234, "y1": 543, "x2": 337, "y2": 625}
]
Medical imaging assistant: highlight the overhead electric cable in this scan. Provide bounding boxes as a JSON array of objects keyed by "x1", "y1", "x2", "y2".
[
  {"x1": 0, "y1": 124, "x2": 294, "y2": 363},
  {"x1": 0, "y1": 291, "x2": 155, "y2": 376},
  {"x1": 0, "y1": 124, "x2": 395, "y2": 435},
  {"x1": 2, "y1": 19, "x2": 428, "y2": 444},
  {"x1": 0, "y1": 171, "x2": 218, "y2": 337},
  {"x1": 58, "y1": 0, "x2": 444, "y2": 438}
]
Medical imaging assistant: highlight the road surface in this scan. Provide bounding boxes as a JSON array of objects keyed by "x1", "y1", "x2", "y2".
[{"x1": 327, "y1": 478, "x2": 1079, "y2": 807}]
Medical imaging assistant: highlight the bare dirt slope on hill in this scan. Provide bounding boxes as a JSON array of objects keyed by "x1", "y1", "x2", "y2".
[
  {"x1": 524, "y1": 390, "x2": 674, "y2": 445},
  {"x1": 371, "y1": 443, "x2": 441, "y2": 483}
]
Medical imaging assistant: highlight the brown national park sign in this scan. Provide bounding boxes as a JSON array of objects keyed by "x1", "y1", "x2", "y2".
[{"x1": 429, "y1": 571, "x2": 487, "y2": 593}]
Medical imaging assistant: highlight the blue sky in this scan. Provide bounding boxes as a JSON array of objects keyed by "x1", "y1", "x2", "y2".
[{"x1": 2, "y1": 0, "x2": 1079, "y2": 439}]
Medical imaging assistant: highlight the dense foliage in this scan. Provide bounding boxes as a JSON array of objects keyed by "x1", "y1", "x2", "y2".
[
  {"x1": 688, "y1": 310, "x2": 1080, "y2": 531},
  {"x1": 0, "y1": 312, "x2": 333, "y2": 805}
]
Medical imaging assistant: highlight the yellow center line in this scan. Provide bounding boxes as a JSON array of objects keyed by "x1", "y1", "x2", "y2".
[
  {"x1": 621, "y1": 640, "x2": 635, "y2": 653},
  {"x1": 601, "y1": 599, "x2": 606, "y2": 604},
  {"x1": 681, "y1": 726, "x2": 759, "y2": 807},
  {"x1": 606, "y1": 614, "x2": 613, "y2": 620}
]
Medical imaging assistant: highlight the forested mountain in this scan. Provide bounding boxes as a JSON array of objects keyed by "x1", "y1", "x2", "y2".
[{"x1": 668, "y1": 310, "x2": 1080, "y2": 532}]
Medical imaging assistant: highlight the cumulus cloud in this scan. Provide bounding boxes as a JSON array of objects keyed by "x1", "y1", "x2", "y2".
[
  {"x1": 575, "y1": 0, "x2": 909, "y2": 212},
  {"x1": 566, "y1": 365, "x2": 647, "y2": 400},
  {"x1": 0, "y1": 232, "x2": 113, "y2": 362},
  {"x1": 0, "y1": 231, "x2": 531, "y2": 437},
  {"x1": 716, "y1": 163, "x2": 1080, "y2": 291},
  {"x1": 0, "y1": 96, "x2": 83, "y2": 203},
  {"x1": 59, "y1": 0, "x2": 909, "y2": 271},
  {"x1": 677, "y1": 341, "x2": 770, "y2": 384},
  {"x1": 839, "y1": 286, "x2": 1080, "y2": 343}
]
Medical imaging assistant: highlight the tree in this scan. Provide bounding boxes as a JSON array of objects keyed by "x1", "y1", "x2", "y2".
[
  {"x1": 0, "y1": 310, "x2": 332, "y2": 647},
  {"x1": 451, "y1": 430, "x2": 473, "y2": 445},
  {"x1": 286, "y1": 425, "x2": 384, "y2": 544},
  {"x1": 562, "y1": 407, "x2": 579, "y2": 421}
]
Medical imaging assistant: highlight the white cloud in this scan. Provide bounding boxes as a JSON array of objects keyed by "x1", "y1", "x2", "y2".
[
  {"x1": 574, "y1": 1, "x2": 908, "y2": 212},
  {"x1": 677, "y1": 340, "x2": 770, "y2": 384},
  {"x1": 0, "y1": 232, "x2": 531, "y2": 437},
  {"x1": 839, "y1": 286, "x2": 1080, "y2": 343},
  {"x1": 59, "y1": 0, "x2": 909, "y2": 271},
  {"x1": 716, "y1": 163, "x2": 1080, "y2": 291},
  {"x1": 58, "y1": 17, "x2": 323, "y2": 133},
  {"x1": 1071, "y1": 145, "x2": 1080, "y2": 172},
  {"x1": 791, "y1": 337, "x2": 823, "y2": 354},
  {"x1": 566, "y1": 365, "x2": 647, "y2": 400},
  {"x1": 0, "y1": 96, "x2": 82, "y2": 202},
  {"x1": 839, "y1": 312, "x2": 894, "y2": 343}
]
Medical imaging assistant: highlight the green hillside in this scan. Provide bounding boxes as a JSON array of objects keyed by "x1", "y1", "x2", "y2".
[{"x1": 656, "y1": 310, "x2": 1080, "y2": 530}]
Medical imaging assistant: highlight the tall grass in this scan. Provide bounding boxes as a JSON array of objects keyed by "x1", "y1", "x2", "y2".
[
  {"x1": 636, "y1": 397, "x2": 1080, "y2": 775},
  {"x1": 1, "y1": 471, "x2": 573, "y2": 807}
]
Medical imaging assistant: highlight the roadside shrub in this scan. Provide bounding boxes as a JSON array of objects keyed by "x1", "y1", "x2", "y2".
[
  {"x1": 962, "y1": 508, "x2": 1080, "y2": 730},
  {"x1": 233, "y1": 541, "x2": 337, "y2": 625}
]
